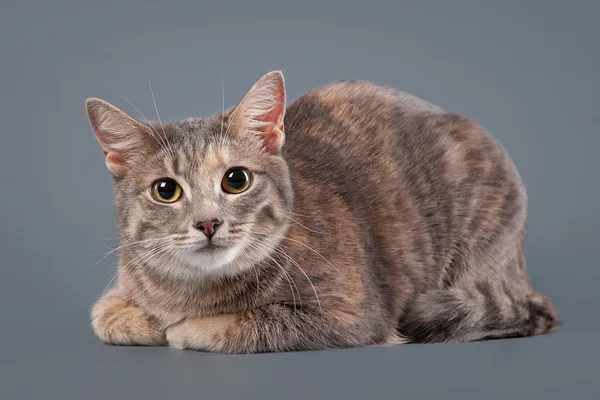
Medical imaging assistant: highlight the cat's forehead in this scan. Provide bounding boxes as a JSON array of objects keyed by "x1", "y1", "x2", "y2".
[
  {"x1": 175, "y1": 117, "x2": 211, "y2": 132},
  {"x1": 169, "y1": 117, "x2": 215, "y2": 145},
  {"x1": 163, "y1": 119, "x2": 228, "y2": 174},
  {"x1": 138, "y1": 117, "x2": 263, "y2": 182}
]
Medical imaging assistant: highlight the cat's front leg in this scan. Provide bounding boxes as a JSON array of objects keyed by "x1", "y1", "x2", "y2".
[
  {"x1": 166, "y1": 304, "x2": 371, "y2": 353},
  {"x1": 91, "y1": 289, "x2": 166, "y2": 346}
]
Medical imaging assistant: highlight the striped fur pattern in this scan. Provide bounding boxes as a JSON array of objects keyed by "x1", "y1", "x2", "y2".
[{"x1": 86, "y1": 71, "x2": 559, "y2": 353}]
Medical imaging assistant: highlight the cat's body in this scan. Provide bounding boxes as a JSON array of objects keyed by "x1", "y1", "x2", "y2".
[{"x1": 87, "y1": 72, "x2": 558, "y2": 353}]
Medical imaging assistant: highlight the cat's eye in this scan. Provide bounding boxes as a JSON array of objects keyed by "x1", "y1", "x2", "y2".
[
  {"x1": 152, "y1": 179, "x2": 182, "y2": 203},
  {"x1": 222, "y1": 168, "x2": 252, "y2": 194}
]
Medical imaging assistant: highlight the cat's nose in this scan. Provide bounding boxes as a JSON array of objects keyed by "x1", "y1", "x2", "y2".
[{"x1": 193, "y1": 219, "x2": 222, "y2": 239}]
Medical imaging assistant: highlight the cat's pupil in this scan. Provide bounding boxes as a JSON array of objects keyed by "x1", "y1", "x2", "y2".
[
  {"x1": 158, "y1": 180, "x2": 177, "y2": 199},
  {"x1": 227, "y1": 170, "x2": 248, "y2": 190}
]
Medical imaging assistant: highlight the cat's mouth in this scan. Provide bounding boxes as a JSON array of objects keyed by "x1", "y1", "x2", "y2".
[{"x1": 192, "y1": 242, "x2": 229, "y2": 254}]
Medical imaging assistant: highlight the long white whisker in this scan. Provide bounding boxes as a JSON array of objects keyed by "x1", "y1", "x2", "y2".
[
  {"x1": 122, "y1": 242, "x2": 171, "y2": 270},
  {"x1": 253, "y1": 237, "x2": 325, "y2": 324},
  {"x1": 223, "y1": 91, "x2": 246, "y2": 138},
  {"x1": 91, "y1": 236, "x2": 134, "y2": 267},
  {"x1": 107, "y1": 84, "x2": 170, "y2": 155},
  {"x1": 285, "y1": 211, "x2": 320, "y2": 218},
  {"x1": 99, "y1": 236, "x2": 185, "y2": 298},
  {"x1": 148, "y1": 78, "x2": 176, "y2": 159},
  {"x1": 118, "y1": 241, "x2": 176, "y2": 280},
  {"x1": 100, "y1": 270, "x2": 120, "y2": 297},
  {"x1": 235, "y1": 246, "x2": 263, "y2": 303},
  {"x1": 241, "y1": 229, "x2": 351, "y2": 283},
  {"x1": 91, "y1": 235, "x2": 181, "y2": 268},
  {"x1": 252, "y1": 264, "x2": 261, "y2": 301},
  {"x1": 147, "y1": 245, "x2": 180, "y2": 281},
  {"x1": 247, "y1": 241, "x2": 300, "y2": 315},
  {"x1": 219, "y1": 73, "x2": 225, "y2": 147},
  {"x1": 280, "y1": 250, "x2": 323, "y2": 326},
  {"x1": 285, "y1": 215, "x2": 332, "y2": 235},
  {"x1": 254, "y1": 240, "x2": 304, "y2": 311}
]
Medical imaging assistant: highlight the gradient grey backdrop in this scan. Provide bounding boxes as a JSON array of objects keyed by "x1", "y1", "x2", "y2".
[{"x1": 1, "y1": 0, "x2": 598, "y2": 399}]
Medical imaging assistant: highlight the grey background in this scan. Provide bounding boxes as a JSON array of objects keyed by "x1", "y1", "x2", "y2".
[{"x1": 1, "y1": 0, "x2": 598, "y2": 398}]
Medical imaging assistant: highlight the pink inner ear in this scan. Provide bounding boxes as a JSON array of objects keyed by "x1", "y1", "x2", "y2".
[
  {"x1": 106, "y1": 152, "x2": 126, "y2": 166},
  {"x1": 256, "y1": 104, "x2": 285, "y2": 133},
  {"x1": 105, "y1": 152, "x2": 128, "y2": 177},
  {"x1": 260, "y1": 129, "x2": 283, "y2": 153},
  {"x1": 255, "y1": 85, "x2": 285, "y2": 152},
  {"x1": 257, "y1": 79, "x2": 285, "y2": 131},
  {"x1": 256, "y1": 105, "x2": 284, "y2": 153}
]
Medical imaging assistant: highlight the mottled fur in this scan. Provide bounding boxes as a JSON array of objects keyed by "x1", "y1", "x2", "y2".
[{"x1": 86, "y1": 71, "x2": 558, "y2": 353}]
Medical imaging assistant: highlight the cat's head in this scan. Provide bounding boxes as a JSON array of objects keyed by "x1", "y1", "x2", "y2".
[{"x1": 86, "y1": 71, "x2": 293, "y2": 279}]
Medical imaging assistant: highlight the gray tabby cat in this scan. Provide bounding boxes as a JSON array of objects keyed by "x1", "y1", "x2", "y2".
[{"x1": 86, "y1": 71, "x2": 558, "y2": 353}]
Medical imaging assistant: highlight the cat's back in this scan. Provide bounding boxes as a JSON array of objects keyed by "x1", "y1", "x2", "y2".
[
  {"x1": 283, "y1": 80, "x2": 443, "y2": 183},
  {"x1": 284, "y1": 80, "x2": 444, "y2": 147},
  {"x1": 283, "y1": 79, "x2": 506, "y2": 183},
  {"x1": 303, "y1": 79, "x2": 443, "y2": 115},
  {"x1": 284, "y1": 79, "x2": 515, "y2": 183},
  {"x1": 282, "y1": 80, "x2": 525, "y2": 285}
]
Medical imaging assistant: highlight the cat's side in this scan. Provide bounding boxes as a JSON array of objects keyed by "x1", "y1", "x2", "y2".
[{"x1": 87, "y1": 71, "x2": 558, "y2": 353}]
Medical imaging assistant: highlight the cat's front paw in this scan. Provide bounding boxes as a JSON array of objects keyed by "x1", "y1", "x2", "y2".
[
  {"x1": 166, "y1": 314, "x2": 237, "y2": 352},
  {"x1": 91, "y1": 292, "x2": 166, "y2": 346},
  {"x1": 165, "y1": 320, "x2": 190, "y2": 350}
]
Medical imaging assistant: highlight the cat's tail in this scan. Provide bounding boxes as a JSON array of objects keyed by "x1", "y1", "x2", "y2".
[{"x1": 397, "y1": 283, "x2": 560, "y2": 343}]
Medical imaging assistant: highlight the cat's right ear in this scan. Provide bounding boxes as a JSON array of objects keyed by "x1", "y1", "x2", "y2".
[{"x1": 85, "y1": 98, "x2": 146, "y2": 177}]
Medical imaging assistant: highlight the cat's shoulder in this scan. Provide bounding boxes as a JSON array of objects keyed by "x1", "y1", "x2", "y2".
[{"x1": 289, "y1": 79, "x2": 443, "y2": 115}]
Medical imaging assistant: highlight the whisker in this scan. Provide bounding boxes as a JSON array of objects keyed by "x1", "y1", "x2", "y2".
[
  {"x1": 253, "y1": 237, "x2": 325, "y2": 324},
  {"x1": 98, "y1": 236, "x2": 186, "y2": 297},
  {"x1": 223, "y1": 91, "x2": 246, "y2": 139},
  {"x1": 254, "y1": 240, "x2": 309, "y2": 315},
  {"x1": 96, "y1": 234, "x2": 121, "y2": 241},
  {"x1": 247, "y1": 241, "x2": 300, "y2": 315},
  {"x1": 252, "y1": 264, "x2": 261, "y2": 301},
  {"x1": 285, "y1": 210, "x2": 321, "y2": 219},
  {"x1": 219, "y1": 73, "x2": 225, "y2": 147},
  {"x1": 91, "y1": 235, "x2": 135, "y2": 267},
  {"x1": 285, "y1": 215, "x2": 332, "y2": 235},
  {"x1": 243, "y1": 247, "x2": 263, "y2": 300},
  {"x1": 148, "y1": 78, "x2": 176, "y2": 159},
  {"x1": 241, "y1": 229, "x2": 351, "y2": 283},
  {"x1": 235, "y1": 247, "x2": 264, "y2": 303},
  {"x1": 117, "y1": 241, "x2": 176, "y2": 280},
  {"x1": 148, "y1": 245, "x2": 180, "y2": 281},
  {"x1": 91, "y1": 234, "x2": 187, "y2": 268},
  {"x1": 100, "y1": 270, "x2": 122, "y2": 297},
  {"x1": 252, "y1": 240, "x2": 303, "y2": 306},
  {"x1": 107, "y1": 84, "x2": 171, "y2": 156},
  {"x1": 121, "y1": 242, "x2": 171, "y2": 270}
]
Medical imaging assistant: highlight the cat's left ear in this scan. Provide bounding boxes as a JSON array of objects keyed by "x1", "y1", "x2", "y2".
[{"x1": 231, "y1": 71, "x2": 286, "y2": 153}]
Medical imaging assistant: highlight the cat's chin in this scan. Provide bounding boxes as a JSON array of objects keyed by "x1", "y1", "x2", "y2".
[{"x1": 176, "y1": 245, "x2": 245, "y2": 277}]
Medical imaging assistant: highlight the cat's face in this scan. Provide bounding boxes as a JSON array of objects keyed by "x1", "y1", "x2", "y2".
[{"x1": 87, "y1": 72, "x2": 292, "y2": 279}]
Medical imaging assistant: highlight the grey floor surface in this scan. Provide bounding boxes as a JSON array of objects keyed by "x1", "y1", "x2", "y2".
[{"x1": 1, "y1": 1, "x2": 599, "y2": 399}]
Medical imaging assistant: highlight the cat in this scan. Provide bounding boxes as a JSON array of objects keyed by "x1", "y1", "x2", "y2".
[{"x1": 86, "y1": 71, "x2": 559, "y2": 353}]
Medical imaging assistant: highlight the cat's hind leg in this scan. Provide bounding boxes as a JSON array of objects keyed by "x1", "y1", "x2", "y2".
[{"x1": 397, "y1": 279, "x2": 559, "y2": 343}]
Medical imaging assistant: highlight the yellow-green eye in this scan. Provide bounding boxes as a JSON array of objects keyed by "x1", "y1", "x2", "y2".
[
  {"x1": 152, "y1": 179, "x2": 182, "y2": 203},
  {"x1": 222, "y1": 168, "x2": 252, "y2": 194}
]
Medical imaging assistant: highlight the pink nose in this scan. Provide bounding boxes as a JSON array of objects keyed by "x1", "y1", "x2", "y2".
[{"x1": 194, "y1": 219, "x2": 222, "y2": 239}]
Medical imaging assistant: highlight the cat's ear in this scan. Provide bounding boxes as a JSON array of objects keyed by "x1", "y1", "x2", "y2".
[
  {"x1": 231, "y1": 71, "x2": 286, "y2": 153},
  {"x1": 85, "y1": 98, "x2": 147, "y2": 177}
]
